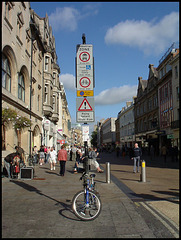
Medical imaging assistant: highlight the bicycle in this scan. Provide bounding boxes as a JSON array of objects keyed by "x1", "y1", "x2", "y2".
[{"x1": 72, "y1": 172, "x2": 102, "y2": 221}]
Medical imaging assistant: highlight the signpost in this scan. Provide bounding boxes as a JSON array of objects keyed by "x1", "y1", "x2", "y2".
[{"x1": 75, "y1": 34, "x2": 95, "y2": 174}]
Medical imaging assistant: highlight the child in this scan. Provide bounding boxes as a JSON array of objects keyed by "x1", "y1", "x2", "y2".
[{"x1": 49, "y1": 147, "x2": 57, "y2": 170}]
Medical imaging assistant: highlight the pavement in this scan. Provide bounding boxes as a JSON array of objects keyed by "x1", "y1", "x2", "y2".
[{"x1": 2, "y1": 152, "x2": 179, "y2": 238}]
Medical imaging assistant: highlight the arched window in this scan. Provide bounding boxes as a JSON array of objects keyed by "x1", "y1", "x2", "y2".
[
  {"x1": 18, "y1": 73, "x2": 25, "y2": 101},
  {"x1": 2, "y1": 54, "x2": 11, "y2": 92}
]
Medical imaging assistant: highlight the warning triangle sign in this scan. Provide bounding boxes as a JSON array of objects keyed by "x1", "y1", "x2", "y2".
[{"x1": 78, "y1": 98, "x2": 93, "y2": 111}]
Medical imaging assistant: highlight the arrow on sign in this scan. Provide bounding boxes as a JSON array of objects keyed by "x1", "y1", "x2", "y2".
[{"x1": 78, "y1": 98, "x2": 93, "y2": 111}]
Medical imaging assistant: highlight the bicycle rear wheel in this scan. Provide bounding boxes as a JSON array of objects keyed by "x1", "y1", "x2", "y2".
[{"x1": 72, "y1": 190, "x2": 101, "y2": 221}]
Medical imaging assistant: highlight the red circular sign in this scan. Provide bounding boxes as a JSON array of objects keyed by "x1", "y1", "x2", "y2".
[
  {"x1": 79, "y1": 77, "x2": 91, "y2": 88},
  {"x1": 79, "y1": 51, "x2": 90, "y2": 62}
]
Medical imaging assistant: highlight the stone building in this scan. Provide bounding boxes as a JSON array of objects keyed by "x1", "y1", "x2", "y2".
[
  {"x1": 170, "y1": 51, "x2": 179, "y2": 150},
  {"x1": 157, "y1": 47, "x2": 179, "y2": 153},
  {"x1": 117, "y1": 99, "x2": 135, "y2": 150},
  {"x1": 2, "y1": 2, "x2": 44, "y2": 159},
  {"x1": 134, "y1": 64, "x2": 160, "y2": 155},
  {"x1": 2, "y1": 2, "x2": 71, "y2": 161}
]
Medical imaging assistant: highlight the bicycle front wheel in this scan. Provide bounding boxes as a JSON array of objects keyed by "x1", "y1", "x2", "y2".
[{"x1": 72, "y1": 190, "x2": 102, "y2": 221}]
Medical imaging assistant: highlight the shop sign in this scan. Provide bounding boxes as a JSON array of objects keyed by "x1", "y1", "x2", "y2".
[{"x1": 167, "y1": 134, "x2": 174, "y2": 139}]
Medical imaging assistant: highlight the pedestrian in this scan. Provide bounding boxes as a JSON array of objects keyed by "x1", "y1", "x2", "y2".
[
  {"x1": 122, "y1": 145, "x2": 126, "y2": 157},
  {"x1": 174, "y1": 146, "x2": 178, "y2": 162},
  {"x1": 131, "y1": 143, "x2": 142, "y2": 173},
  {"x1": 74, "y1": 147, "x2": 82, "y2": 173},
  {"x1": 49, "y1": 146, "x2": 57, "y2": 170},
  {"x1": 46, "y1": 147, "x2": 50, "y2": 163},
  {"x1": 88, "y1": 147, "x2": 104, "y2": 173},
  {"x1": 116, "y1": 145, "x2": 120, "y2": 158},
  {"x1": 44, "y1": 145, "x2": 47, "y2": 163},
  {"x1": 161, "y1": 145, "x2": 167, "y2": 163},
  {"x1": 57, "y1": 145, "x2": 67, "y2": 176},
  {"x1": 39, "y1": 145, "x2": 45, "y2": 165},
  {"x1": 71, "y1": 144, "x2": 77, "y2": 162},
  {"x1": 33, "y1": 146, "x2": 38, "y2": 164},
  {"x1": 150, "y1": 145, "x2": 154, "y2": 161},
  {"x1": 69, "y1": 146, "x2": 73, "y2": 161}
]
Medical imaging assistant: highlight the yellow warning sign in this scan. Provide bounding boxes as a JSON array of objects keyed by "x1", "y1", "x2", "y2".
[{"x1": 77, "y1": 90, "x2": 94, "y2": 97}]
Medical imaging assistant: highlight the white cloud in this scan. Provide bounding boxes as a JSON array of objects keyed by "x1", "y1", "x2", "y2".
[
  {"x1": 49, "y1": 7, "x2": 80, "y2": 31},
  {"x1": 59, "y1": 73, "x2": 75, "y2": 90},
  {"x1": 49, "y1": 5, "x2": 99, "y2": 32},
  {"x1": 95, "y1": 85, "x2": 137, "y2": 106},
  {"x1": 105, "y1": 12, "x2": 179, "y2": 55}
]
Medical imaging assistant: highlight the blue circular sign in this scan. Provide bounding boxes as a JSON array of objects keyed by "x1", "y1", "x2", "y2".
[{"x1": 80, "y1": 91, "x2": 84, "y2": 96}]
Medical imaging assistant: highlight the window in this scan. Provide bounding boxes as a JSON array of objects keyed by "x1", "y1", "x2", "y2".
[
  {"x1": 176, "y1": 87, "x2": 179, "y2": 100},
  {"x1": 18, "y1": 73, "x2": 25, "y2": 101},
  {"x1": 53, "y1": 95, "x2": 55, "y2": 112},
  {"x1": 17, "y1": 12, "x2": 24, "y2": 44},
  {"x1": 159, "y1": 68, "x2": 163, "y2": 79},
  {"x1": 2, "y1": 54, "x2": 11, "y2": 92},
  {"x1": 37, "y1": 95, "x2": 40, "y2": 111},
  {"x1": 175, "y1": 66, "x2": 178, "y2": 78},
  {"x1": 165, "y1": 86, "x2": 168, "y2": 98},
  {"x1": 166, "y1": 63, "x2": 171, "y2": 73},
  {"x1": 44, "y1": 84, "x2": 48, "y2": 103},
  {"x1": 53, "y1": 72, "x2": 56, "y2": 85},
  {"x1": 5, "y1": 2, "x2": 14, "y2": 28},
  {"x1": 45, "y1": 56, "x2": 49, "y2": 71}
]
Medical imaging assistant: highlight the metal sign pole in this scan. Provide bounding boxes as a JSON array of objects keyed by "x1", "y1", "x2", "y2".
[{"x1": 82, "y1": 34, "x2": 89, "y2": 175}]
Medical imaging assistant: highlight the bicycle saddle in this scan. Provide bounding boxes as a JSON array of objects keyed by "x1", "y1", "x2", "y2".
[{"x1": 90, "y1": 174, "x2": 96, "y2": 178}]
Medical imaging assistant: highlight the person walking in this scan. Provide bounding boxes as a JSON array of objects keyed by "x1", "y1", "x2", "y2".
[
  {"x1": 46, "y1": 147, "x2": 50, "y2": 163},
  {"x1": 131, "y1": 143, "x2": 142, "y2": 173},
  {"x1": 57, "y1": 145, "x2": 67, "y2": 176},
  {"x1": 150, "y1": 145, "x2": 154, "y2": 161},
  {"x1": 161, "y1": 145, "x2": 167, "y2": 163},
  {"x1": 71, "y1": 144, "x2": 77, "y2": 162},
  {"x1": 49, "y1": 147, "x2": 57, "y2": 171},
  {"x1": 33, "y1": 146, "x2": 38, "y2": 164},
  {"x1": 39, "y1": 145, "x2": 45, "y2": 165}
]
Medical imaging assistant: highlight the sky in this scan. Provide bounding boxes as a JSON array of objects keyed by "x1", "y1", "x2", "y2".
[{"x1": 30, "y1": 1, "x2": 179, "y2": 132}]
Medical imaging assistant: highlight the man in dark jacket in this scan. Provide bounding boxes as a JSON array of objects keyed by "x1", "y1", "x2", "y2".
[{"x1": 131, "y1": 143, "x2": 142, "y2": 173}]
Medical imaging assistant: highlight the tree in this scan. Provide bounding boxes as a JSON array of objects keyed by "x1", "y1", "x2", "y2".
[{"x1": 90, "y1": 130, "x2": 97, "y2": 147}]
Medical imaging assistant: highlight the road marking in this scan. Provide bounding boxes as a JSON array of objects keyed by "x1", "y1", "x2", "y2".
[{"x1": 140, "y1": 202, "x2": 179, "y2": 238}]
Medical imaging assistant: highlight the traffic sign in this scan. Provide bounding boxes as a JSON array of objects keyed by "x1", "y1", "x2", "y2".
[
  {"x1": 76, "y1": 45, "x2": 93, "y2": 65},
  {"x1": 77, "y1": 76, "x2": 94, "y2": 91},
  {"x1": 77, "y1": 112, "x2": 95, "y2": 123},
  {"x1": 76, "y1": 97, "x2": 94, "y2": 122},
  {"x1": 77, "y1": 90, "x2": 94, "y2": 97},
  {"x1": 82, "y1": 125, "x2": 89, "y2": 141},
  {"x1": 76, "y1": 98, "x2": 94, "y2": 111},
  {"x1": 77, "y1": 64, "x2": 93, "y2": 77}
]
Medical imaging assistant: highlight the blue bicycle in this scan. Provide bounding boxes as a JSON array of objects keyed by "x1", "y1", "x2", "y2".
[{"x1": 72, "y1": 172, "x2": 102, "y2": 221}]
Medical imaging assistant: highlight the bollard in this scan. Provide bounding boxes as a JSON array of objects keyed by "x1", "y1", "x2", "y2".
[
  {"x1": 141, "y1": 160, "x2": 146, "y2": 182},
  {"x1": 106, "y1": 162, "x2": 111, "y2": 184}
]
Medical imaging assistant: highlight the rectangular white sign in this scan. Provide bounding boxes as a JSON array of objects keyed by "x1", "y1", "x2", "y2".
[
  {"x1": 82, "y1": 125, "x2": 89, "y2": 141},
  {"x1": 76, "y1": 44, "x2": 93, "y2": 65},
  {"x1": 77, "y1": 112, "x2": 95, "y2": 122}
]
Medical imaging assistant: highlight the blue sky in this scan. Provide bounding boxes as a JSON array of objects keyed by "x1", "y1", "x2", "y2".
[{"x1": 30, "y1": 1, "x2": 179, "y2": 130}]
